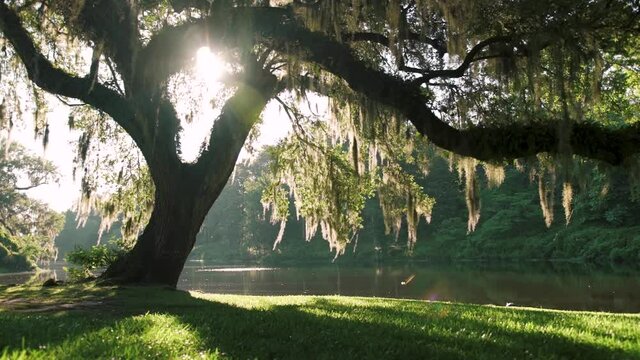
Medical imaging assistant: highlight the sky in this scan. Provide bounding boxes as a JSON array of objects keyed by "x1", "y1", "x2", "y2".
[
  {"x1": 8, "y1": 47, "x2": 295, "y2": 212},
  {"x1": 10, "y1": 105, "x2": 80, "y2": 212}
]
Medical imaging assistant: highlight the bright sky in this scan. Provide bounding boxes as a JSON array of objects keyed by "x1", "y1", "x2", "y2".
[
  {"x1": 9, "y1": 47, "x2": 295, "y2": 212},
  {"x1": 10, "y1": 105, "x2": 80, "y2": 212}
]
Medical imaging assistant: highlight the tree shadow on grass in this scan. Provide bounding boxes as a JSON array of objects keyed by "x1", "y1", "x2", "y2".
[
  {"x1": 286, "y1": 298, "x2": 639, "y2": 359},
  {"x1": 162, "y1": 292, "x2": 638, "y2": 359},
  {"x1": 307, "y1": 297, "x2": 636, "y2": 342},
  {"x1": 177, "y1": 295, "x2": 639, "y2": 359},
  {"x1": 1, "y1": 288, "x2": 638, "y2": 359}
]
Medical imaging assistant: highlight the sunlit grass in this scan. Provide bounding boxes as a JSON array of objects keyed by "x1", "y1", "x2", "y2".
[
  {"x1": 0, "y1": 285, "x2": 639, "y2": 359},
  {"x1": 0, "y1": 313, "x2": 216, "y2": 359}
]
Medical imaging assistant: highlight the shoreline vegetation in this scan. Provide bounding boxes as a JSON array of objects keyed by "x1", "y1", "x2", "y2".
[{"x1": 0, "y1": 285, "x2": 639, "y2": 359}]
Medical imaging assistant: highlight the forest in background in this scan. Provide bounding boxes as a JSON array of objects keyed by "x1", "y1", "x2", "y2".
[
  {"x1": 0, "y1": 141, "x2": 64, "y2": 272},
  {"x1": 55, "y1": 151, "x2": 640, "y2": 266}
]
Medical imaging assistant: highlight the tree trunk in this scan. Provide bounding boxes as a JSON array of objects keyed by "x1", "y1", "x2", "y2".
[
  {"x1": 101, "y1": 175, "x2": 216, "y2": 287},
  {"x1": 101, "y1": 63, "x2": 277, "y2": 288}
]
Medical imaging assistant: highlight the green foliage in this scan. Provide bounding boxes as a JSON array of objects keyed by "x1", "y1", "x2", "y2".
[
  {"x1": 65, "y1": 240, "x2": 129, "y2": 281},
  {"x1": 0, "y1": 234, "x2": 33, "y2": 272},
  {"x1": 193, "y1": 153, "x2": 640, "y2": 265}
]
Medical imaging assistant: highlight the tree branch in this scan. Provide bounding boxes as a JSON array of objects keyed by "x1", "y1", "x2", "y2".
[
  {"x1": 190, "y1": 58, "x2": 278, "y2": 212},
  {"x1": 14, "y1": 184, "x2": 42, "y2": 191},
  {"x1": 261, "y1": 20, "x2": 640, "y2": 165},
  {"x1": 67, "y1": 0, "x2": 140, "y2": 87},
  {"x1": 411, "y1": 36, "x2": 513, "y2": 84},
  {"x1": 344, "y1": 31, "x2": 446, "y2": 57},
  {"x1": 0, "y1": 2, "x2": 150, "y2": 156},
  {"x1": 134, "y1": 7, "x2": 640, "y2": 165}
]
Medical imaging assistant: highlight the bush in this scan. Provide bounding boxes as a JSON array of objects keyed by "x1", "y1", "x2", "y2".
[{"x1": 65, "y1": 239, "x2": 129, "y2": 282}]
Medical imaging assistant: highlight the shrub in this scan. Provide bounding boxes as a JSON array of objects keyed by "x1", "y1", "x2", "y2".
[{"x1": 65, "y1": 239, "x2": 129, "y2": 282}]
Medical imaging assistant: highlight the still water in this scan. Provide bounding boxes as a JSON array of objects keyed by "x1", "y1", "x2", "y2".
[
  {"x1": 179, "y1": 262, "x2": 640, "y2": 313},
  {"x1": 2, "y1": 262, "x2": 639, "y2": 313}
]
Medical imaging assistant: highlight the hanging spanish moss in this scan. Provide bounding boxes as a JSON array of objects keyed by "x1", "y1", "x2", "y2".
[
  {"x1": 562, "y1": 181, "x2": 573, "y2": 225},
  {"x1": 484, "y1": 163, "x2": 505, "y2": 188},
  {"x1": 457, "y1": 157, "x2": 480, "y2": 232},
  {"x1": 261, "y1": 135, "x2": 373, "y2": 257},
  {"x1": 378, "y1": 163, "x2": 435, "y2": 250},
  {"x1": 272, "y1": 219, "x2": 287, "y2": 250},
  {"x1": 68, "y1": 106, "x2": 154, "y2": 245},
  {"x1": 261, "y1": 84, "x2": 437, "y2": 255},
  {"x1": 537, "y1": 167, "x2": 556, "y2": 228},
  {"x1": 441, "y1": 2, "x2": 476, "y2": 57}
]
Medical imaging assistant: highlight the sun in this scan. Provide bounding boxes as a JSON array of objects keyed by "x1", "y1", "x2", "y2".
[
  {"x1": 177, "y1": 46, "x2": 294, "y2": 164},
  {"x1": 195, "y1": 46, "x2": 223, "y2": 82}
]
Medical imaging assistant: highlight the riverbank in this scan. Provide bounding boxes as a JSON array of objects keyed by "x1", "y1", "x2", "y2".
[{"x1": 0, "y1": 285, "x2": 638, "y2": 359}]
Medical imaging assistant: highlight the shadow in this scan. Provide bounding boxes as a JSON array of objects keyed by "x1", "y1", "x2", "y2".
[
  {"x1": 294, "y1": 298, "x2": 635, "y2": 359},
  {"x1": 0, "y1": 287, "x2": 638, "y2": 359}
]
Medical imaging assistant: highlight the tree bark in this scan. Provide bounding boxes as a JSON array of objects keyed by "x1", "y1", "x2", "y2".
[{"x1": 100, "y1": 175, "x2": 210, "y2": 286}]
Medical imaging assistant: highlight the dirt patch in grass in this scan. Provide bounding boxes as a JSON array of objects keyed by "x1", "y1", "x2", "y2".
[
  {"x1": 0, "y1": 298, "x2": 107, "y2": 312},
  {"x1": 0, "y1": 283, "x2": 116, "y2": 312}
]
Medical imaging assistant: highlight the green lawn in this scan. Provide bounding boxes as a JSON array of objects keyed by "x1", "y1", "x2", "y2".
[{"x1": 0, "y1": 284, "x2": 638, "y2": 359}]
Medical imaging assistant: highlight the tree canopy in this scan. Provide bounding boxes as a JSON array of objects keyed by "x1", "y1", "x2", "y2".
[{"x1": 0, "y1": 0, "x2": 638, "y2": 285}]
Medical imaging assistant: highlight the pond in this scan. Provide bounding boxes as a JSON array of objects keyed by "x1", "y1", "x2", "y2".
[
  {"x1": 179, "y1": 261, "x2": 640, "y2": 313},
  {"x1": 2, "y1": 261, "x2": 639, "y2": 313}
]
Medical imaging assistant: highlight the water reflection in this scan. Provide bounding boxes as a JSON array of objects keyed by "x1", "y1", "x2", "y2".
[
  {"x1": 0, "y1": 265, "x2": 63, "y2": 286},
  {"x1": 178, "y1": 262, "x2": 640, "y2": 313},
  {"x1": 2, "y1": 261, "x2": 638, "y2": 313},
  {"x1": 197, "y1": 267, "x2": 276, "y2": 272}
]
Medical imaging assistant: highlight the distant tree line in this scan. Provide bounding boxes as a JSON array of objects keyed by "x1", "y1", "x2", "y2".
[{"x1": 190, "y1": 151, "x2": 640, "y2": 265}]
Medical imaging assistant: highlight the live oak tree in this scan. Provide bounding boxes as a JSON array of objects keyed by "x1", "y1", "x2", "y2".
[{"x1": 0, "y1": 0, "x2": 638, "y2": 286}]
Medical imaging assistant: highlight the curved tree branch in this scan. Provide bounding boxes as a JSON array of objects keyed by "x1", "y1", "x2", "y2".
[
  {"x1": 135, "y1": 6, "x2": 640, "y2": 165},
  {"x1": 344, "y1": 31, "x2": 446, "y2": 57},
  {"x1": 0, "y1": 2, "x2": 186, "y2": 177},
  {"x1": 261, "y1": 19, "x2": 640, "y2": 165},
  {"x1": 13, "y1": 184, "x2": 42, "y2": 191},
  {"x1": 0, "y1": 2, "x2": 149, "y2": 154},
  {"x1": 411, "y1": 36, "x2": 513, "y2": 84}
]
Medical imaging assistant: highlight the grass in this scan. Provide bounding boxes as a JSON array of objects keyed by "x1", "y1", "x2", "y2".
[{"x1": 0, "y1": 284, "x2": 639, "y2": 359}]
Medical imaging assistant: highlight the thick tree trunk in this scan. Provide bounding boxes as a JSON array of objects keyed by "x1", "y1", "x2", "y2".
[{"x1": 101, "y1": 175, "x2": 216, "y2": 287}]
